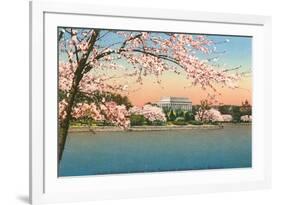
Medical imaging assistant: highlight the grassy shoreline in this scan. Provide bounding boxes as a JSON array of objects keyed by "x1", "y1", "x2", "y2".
[{"x1": 68, "y1": 124, "x2": 251, "y2": 133}]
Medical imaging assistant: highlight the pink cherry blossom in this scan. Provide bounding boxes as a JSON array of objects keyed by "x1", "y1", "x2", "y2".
[
  {"x1": 78, "y1": 42, "x2": 89, "y2": 54},
  {"x1": 100, "y1": 102, "x2": 130, "y2": 128},
  {"x1": 222, "y1": 114, "x2": 233, "y2": 122},
  {"x1": 129, "y1": 105, "x2": 166, "y2": 122},
  {"x1": 72, "y1": 102, "x2": 103, "y2": 121},
  {"x1": 195, "y1": 108, "x2": 224, "y2": 122},
  {"x1": 240, "y1": 115, "x2": 252, "y2": 122},
  {"x1": 71, "y1": 101, "x2": 130, "y2": 129},
  {"x1": 58, "y1": 99, "x2": 68, "y2": 122}
]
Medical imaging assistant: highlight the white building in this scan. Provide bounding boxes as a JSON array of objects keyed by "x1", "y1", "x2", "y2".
[{"x1": 157, "y1": 96, "x2": 192, "y2": 111}]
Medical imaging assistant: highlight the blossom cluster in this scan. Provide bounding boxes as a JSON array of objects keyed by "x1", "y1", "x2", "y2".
[
  {"x1": 116, "y1": 32, "x2": 239, "y2": 90},
  {"x1": 58, "y1": 99, "x2": 68, "y2": 122},
  {"x1": 72, "y1": 102, "x2": 103, "y2": 121},
  {"x1": 195, "y1": 108, "x2": 232, "y2": 122},
  {"x1": 222, "y1": 114, "x2": 233, "y2": 122},
  {"x1": 59, "y1": 62, "x2": 127, "y2": 95},
  {"x1": 129, "y1": 104, "x2": 166, "y2": 122},
  {"x1": 100, "y1": 102, "x2": 130, "y2": 128},
  {"x1": 60, "y1": 100, "x2": 130, "y2": 129},
  {"x1": 240, "y1": 115, "x2": 252, "y2": 122},
  {"x1": 59, "y1": 63, "x2": 75, "y2": 92}
]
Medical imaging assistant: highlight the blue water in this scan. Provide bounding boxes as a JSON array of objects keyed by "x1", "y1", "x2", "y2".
[{"x1": 59, "y1": 124, "x2": 251, "y2": 177}]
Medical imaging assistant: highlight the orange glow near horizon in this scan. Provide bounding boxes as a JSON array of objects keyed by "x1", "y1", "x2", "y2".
[{"x1": 125, "y1": 72, "x2": 252, "y2": 106}]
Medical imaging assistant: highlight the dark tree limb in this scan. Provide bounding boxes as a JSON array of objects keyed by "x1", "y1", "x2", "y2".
[{"x1": 58, "y1": 29, "x2": 100, "y2": 162}]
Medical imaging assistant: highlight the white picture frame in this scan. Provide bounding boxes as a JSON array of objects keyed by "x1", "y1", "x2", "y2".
[{"x1": 30, "y1": 0, "x2": 272, "y2": 204}]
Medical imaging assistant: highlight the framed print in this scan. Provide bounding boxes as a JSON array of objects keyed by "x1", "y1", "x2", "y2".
[{"x1": 30, "y1": 0, "x2": 272, "y2": 204}]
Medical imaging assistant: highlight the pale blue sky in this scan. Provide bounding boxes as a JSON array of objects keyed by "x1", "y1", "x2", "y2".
[{"x1": 60, "y1": 28, "x2": 252, "y2": 73}]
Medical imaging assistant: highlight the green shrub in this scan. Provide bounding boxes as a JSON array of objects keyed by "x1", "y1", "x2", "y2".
[
  {"x1": 175, "y1": 117, "x2": 185, "y2": 122},
  {"x1": 167, "y1": 121, "x2": 174, "y2": 125},
  {"x1": 210, "y1": 121, "x2": 219, "y2": 125},
  {"x1": 151, "y1": 120, "x2": 165, "y2": 126},
  {"x1": 175, "y1": 109, "x2": 184, "y2": 117},
  {"x1": 168, "y1": 111, "x2": 176, "y2": 121},
  {"x1": 184, "y1": 112, "x2": 194, "y2": 121},
  {"x1": 96, "y1": 120, "x2": 113, "y2": 126},
  {"x1": 189, "y1": 120, "x2": 203, "y2": 125},
  {"x1": 172, "y1": 121, "x2": 187, "y2": 125},
  {"x1": 130, "y1": 115, "x2": 145, "y2": 126}
]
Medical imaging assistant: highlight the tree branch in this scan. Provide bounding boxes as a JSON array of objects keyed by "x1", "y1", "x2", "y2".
[
  {"x1": 222, "y1": 65, "x2": 241, "y2": 72},
  {"x1": 70, "y1": 28, "x2": 80, "y2": 63}
]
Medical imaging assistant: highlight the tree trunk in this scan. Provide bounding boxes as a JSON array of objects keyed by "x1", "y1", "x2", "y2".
[
  {"x1": 58, "y1": 29, "x2": 100, "y2": 162},
  {"x1": 58, "y1": 75, "x2": 82, "y2": 161}
]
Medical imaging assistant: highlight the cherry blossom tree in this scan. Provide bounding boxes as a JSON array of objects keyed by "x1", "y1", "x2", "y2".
[
  {"x1": 195, "y1": 108, "x2": 235, "y2": 122},
  {"x1": 194, "y1": 99, "x2": 212, "y2": 122},
  {"x1": 222, "y1": 114, "x2": 233, "y2": 122},
  {"x1": 129, "y1": 105, "x2": 166, "y2": 122},
  {"x1": 58, "y1": 28, "x2": 240, "y2": 161},
  {"x1": 195, "y1": 108, "x2": 224, "y2": 122},
  {"x1": 240, "y1": 115, "x2": 252, "y2": 122}
]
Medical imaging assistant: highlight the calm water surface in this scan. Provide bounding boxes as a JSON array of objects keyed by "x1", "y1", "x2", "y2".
[{"x1": 59, "y1": 124, "x2": 251, "y2": 176}]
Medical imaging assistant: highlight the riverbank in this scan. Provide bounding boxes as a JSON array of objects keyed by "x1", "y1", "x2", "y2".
[{"x1": 68, "y1": 124, "x2": 225, "y2": 132}]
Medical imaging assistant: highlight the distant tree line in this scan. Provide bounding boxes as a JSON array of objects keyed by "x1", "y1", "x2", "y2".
[{"x1": 192, "y1": 100, "x2": 252, "y2": 123}]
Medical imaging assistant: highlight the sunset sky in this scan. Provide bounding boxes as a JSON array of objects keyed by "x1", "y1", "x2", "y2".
[
  {"x1": 60, "y1": 29, "x2": 252, "y2": 106},
  {"x1": 111, "y1": 34, "x2": 252, "y2": 106}
]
